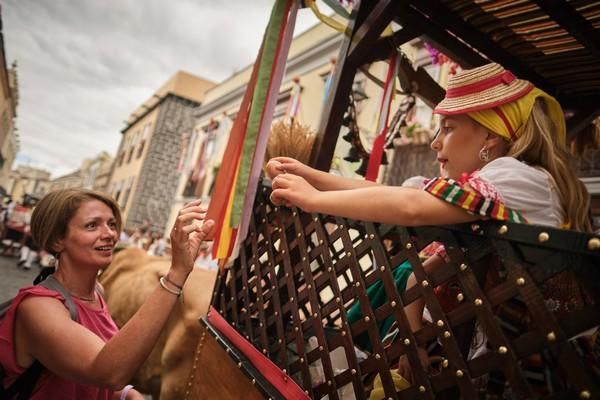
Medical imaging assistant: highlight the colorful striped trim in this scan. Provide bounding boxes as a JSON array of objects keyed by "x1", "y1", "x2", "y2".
[{"x1": 423, "y1": 177, "x2": 527, "y2": 223}]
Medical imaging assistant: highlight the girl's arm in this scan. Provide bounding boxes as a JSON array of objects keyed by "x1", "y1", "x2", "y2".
[
  {"x1": 266, "y1": 157, "x2": 380, "y2": 191},
  {"x1": 271, "y1": 173, "x2": 478, "y2": 226}
]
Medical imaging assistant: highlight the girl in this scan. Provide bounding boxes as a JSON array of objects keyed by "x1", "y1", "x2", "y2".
[{"x1": 266, "y1": 62, "x2": 591, "y2": 381}]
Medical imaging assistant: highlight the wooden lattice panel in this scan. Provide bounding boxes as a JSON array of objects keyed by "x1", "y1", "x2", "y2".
[{"x1": 209, "y1": 183, "x2": 600, "y2": 400}]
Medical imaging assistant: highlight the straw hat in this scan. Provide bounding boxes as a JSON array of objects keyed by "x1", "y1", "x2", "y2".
[{"x1": 434, "y1": 63, "x2": 534, "y2": 115}]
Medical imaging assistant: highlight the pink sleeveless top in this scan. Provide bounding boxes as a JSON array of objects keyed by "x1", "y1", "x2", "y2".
[{"x1": 0, "y1": 285, "x2": 119, "y2": 399}]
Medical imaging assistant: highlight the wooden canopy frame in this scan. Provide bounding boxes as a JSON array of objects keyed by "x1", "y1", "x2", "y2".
[{"x1": 310, "y1": 0, "x2": 600, "y2": 171}]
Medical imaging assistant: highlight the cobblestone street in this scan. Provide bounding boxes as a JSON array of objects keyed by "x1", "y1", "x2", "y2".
[{"x1": 0, "y1": 254, "x2": 39, "y2": 299}]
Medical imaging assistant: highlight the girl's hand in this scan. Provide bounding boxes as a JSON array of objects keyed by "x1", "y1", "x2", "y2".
[
  {"x1": 169, "y1": 199, "x2": 215, "y2": 279},
  {"x1": 270, "y1": 173, "x2": 320, "y2": 212},
  {"x1": 265, "y1": 157, "x2": 307, "y2": 180}
]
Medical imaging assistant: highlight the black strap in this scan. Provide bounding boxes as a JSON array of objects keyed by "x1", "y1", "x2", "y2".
[
  {"x1": 1, "y1": 275, "x2": 79, "y2": 398},
  {"x1": 1, "y1": 361, "x2": 44, "y2": 400}
]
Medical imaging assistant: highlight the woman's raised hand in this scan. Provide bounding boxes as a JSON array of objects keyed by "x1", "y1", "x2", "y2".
[
  {"x1": 265, "y1": 157, "x2": 307, "y2": 180},
  {"x1": 270, "y1": 173, "x2": 320, "y2": 211},
  {"x1": 169, "y1": 199, "x2": 215, "y2": 280}
]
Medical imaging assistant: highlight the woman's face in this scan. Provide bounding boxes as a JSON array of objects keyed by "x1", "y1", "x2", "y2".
[
  {"x1": 430, "y1": 115, "x2": 487, "y2": 179},
  {"x1": 58, "y1": 199, "x2": 118, "y2": 269}
]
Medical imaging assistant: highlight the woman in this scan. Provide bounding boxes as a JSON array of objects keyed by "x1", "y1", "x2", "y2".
[
  {"x1": 266, "y1": 63, "x2": 591, "y2": 381},
  {"x1": 0, "y1": 189, "x2": 214, "y2": 399}
]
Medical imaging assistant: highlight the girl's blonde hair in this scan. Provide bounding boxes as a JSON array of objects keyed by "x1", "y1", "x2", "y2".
[{"x1": 507, "y1": 99, "x2": 591, "y2": 232}]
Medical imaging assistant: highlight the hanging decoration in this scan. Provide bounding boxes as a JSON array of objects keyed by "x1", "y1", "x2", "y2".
[
  {"x1": 205, "y1": 0, "x2": 299, "y2": 263},
  {"x1": 424, "y1": 42, "x2": 460, "y2": 75},
  {"x1": 364, "y1": 53, "x2": 400, "y2": 181},
  {"x1": 285, "y1": 77, "x2": 302, "y2": 120},
  {"x1": 342, "y1": 72, "x2": 416, "y2": 178}
]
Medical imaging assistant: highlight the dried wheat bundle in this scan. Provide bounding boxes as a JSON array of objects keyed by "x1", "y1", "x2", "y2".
[{"x1": 265, "y1": 119, "x2": 316, "y2": 165}]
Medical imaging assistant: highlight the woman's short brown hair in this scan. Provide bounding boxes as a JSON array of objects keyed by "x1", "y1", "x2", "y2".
[{"x1": 30, "y1": 188, "x2": 122, "y2": 255}]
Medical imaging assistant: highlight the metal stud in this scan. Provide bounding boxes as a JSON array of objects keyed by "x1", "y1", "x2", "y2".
[
  {"x1": 443, "y1": 331, "x2": 451, "y2": 338},
  {"x1": 538, "y1": 232, "x2": 550, "y2": 242},
  {"x1": 369, "y1": 234, "x2": 375, "y2": 239},
  {"x1": 421, "y1": 280, "x2": 429, "y2": 288},
  {"x1": 364, "y1": 316, "x2": 370, "y2": 322},
  {"x1": 314, "y1": 217, "x2": 318, "y2": 222},
  {"x1": 307, "y1": 284, "x2": 312, "y2": 289},
  {"x1": 498, "y1": 225, "x2": 508, "y2": 234},
  {"x1": 351, "y1": 369, "x2": 357, "y2": 375},
  {"x1": 319, "y1": 346, "x2": 324, "y2": 351},
  {"x1": 238, "y1": 361, "x2": 242, "y2": 367},
  {"x1": 455, "y1": 369, "x2": 464, "y2": 378},
  {"x1": 375, "y1": 354, "x2": 381, "y2": 360},
  {"x1": 290, "y1": 297, "x2": 294, "y2": 302},
  {"x1": 498, "y1": 346, "x2": 508, "y2": 354},
  {"x1": 252, "y1": 378, "x2": 256, "y2": 385},
  {"x1": 297, "y1": 232, "x2": 301, "y2": 237},
  {"x1": 313, "y1": 312, "x2": 318, "y2": 318},
  {"x1": 328, "y1": 267, "x2": 333, "y2": 272},
  {"x1": 419, "y1": 386, "x2": 426, "y2": 393},
  {"x1": 403, "y1": 338, "x2": 411, "y2": 345},
  {"x1": 580, "y1": 390, "x2": 591, "y2": 399},
  {"x1": 456, "y1": 293, "x2": 464, "y2": 302},
  {"x1": 471, "y1": 224, "x2": 480, "y2": 231},
  {"x1": 442, "y1": 359, "x2": 449, "y2": 368},
  {"x1": 547, "y1": 331, "x2": 556, "y2": 342},
  {"x1": 436, "y1": 320, "x2": 444, "y2": 327},
  {"x1": 355, "y1": 282, "x2": 360, "y2": 287},
  {"x1": 300, "y1": 357, "x2": 304, "y2": 363},
  {"x1": 459, "y1": 263, "x2": 468, "y2": 271},
  {"x1": 336, "y1": 297, "x2": 341, "y2": 303},
  {"x1": 474, "y1": 298, "x2": 483, "y2": 306},
  {"x1": 380, "y1": 266, "x2": 385, "y2": 271},
  {"x1": 588, "y1": 238, "x2": 600, "y2": 250},
  {"x1": 516, "y1": 277, "x2": 526, "y2": 286},
  {"x1": 406, "y1": 243, "x2": 413, "y2": 249},
  {"x1": 390, "y1": 301, "x2": 397, "y2": 307},
  {"x1": 327, "y1": 380, "x2": 332, "y2": 386},
  {"x1": 282, "y1": 249, "x2": 286, "y2": 254}
]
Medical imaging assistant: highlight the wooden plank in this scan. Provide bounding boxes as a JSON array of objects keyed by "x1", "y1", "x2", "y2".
[
  {"x1": 346, "y1": 0, "x2": 396, "y2": 65},
  {"x1": 309, "y1": 0, "x2": 376, "y2": 171}
]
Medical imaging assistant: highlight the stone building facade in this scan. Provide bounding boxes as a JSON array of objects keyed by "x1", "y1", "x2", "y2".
[{"x1": 124, "y1": 95, "x2": 200, "y2": 230}]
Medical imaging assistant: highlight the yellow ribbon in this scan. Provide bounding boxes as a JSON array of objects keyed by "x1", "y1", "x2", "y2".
[{"x1": 467, "y1": 87, "x2": 566, "y2": 146}]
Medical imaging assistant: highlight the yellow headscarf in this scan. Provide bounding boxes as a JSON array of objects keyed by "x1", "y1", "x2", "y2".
[{"x1": 467, "y1": 87, "x2": 566, "y2": 146}]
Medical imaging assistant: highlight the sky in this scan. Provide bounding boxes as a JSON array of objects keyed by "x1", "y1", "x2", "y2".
[{"x1": 2, "y1": 1, "x2": 322, "y2": 178}]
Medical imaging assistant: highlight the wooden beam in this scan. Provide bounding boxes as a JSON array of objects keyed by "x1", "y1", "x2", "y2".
[
  {"x1": 567, "y1": 106, "x2": 600, "y2": 142},
  {"x1": 396, "y1": 55, "x2": 445, "y2": 109},
  {"x1": 359, "y1": 27, "x2": 420, "y2": 65},
  {"x1": 346, "y1": 0, "x2": 396, "y2": 66},
  {"x1": 309, "y1": 0, "x2": 376, "y2": 171},
  {"x1": 394, "y1": 3, "x2": 488, "y2": 69},
  {"x1": 532, "y1": 0, "x2": 600, "y2": 61},
  {"x1": 405, "y1": 0, "x2": 557, "y2": 96}
]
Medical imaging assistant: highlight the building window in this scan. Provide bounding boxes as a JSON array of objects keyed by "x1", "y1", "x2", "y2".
[
  {"x1": 120, "y1": 176, "x2": 135, "y2": 209},
  {"x1": 137, "y1": 141, "x2": 145, "y2": 159}
]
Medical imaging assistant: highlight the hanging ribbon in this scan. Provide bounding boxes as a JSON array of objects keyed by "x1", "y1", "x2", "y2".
[
  {"x1": 303, "y1": 0, "x2": 348, "y2": 33},
  {"x1": 365, "y1": 53, "x2": 400, "y2": 181},
  {"x1": 206, "y1": 0, "x2": 298, "y2": 262},
  {"x1": 285, "y1": 78, "x2": 302, "y2": 119},
  {"x1": 233, "y1": 0, "x2": 298, "y2": 241},
  {"x1": 206, "y1": 42, "x2": 263, "y2": 260}
]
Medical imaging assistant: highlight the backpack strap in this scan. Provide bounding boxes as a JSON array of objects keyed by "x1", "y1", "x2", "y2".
[
  {"x1": 37, "y1": 275, "x2": 78, "y2": 322},
  {"x1": 2, "y1": 361, "x2": 44, "y2": 400},
  {"x1": 1, "y1": 276, "x2": 79, "y2": 399}
]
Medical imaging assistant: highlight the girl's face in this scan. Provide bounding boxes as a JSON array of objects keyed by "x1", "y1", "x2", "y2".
[
  {"x1": 430, "y1": 115, "x2": 488, "y2": 180},
  {"x1": 57, "y1": 200, "x2": 118, "y2": 269}
]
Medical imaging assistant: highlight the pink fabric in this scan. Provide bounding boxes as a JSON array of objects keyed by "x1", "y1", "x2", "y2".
[{"x1": 0, "y1": 285, "x2": 118, "y2": 399}]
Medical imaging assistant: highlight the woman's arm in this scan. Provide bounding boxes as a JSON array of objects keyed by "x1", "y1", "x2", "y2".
[
  {"x1": 271, "y1": 173, "x2": 478, "y2": 226},
  {"x1": 266, "y1": 157, "x2": 379, "y2": 191}
]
